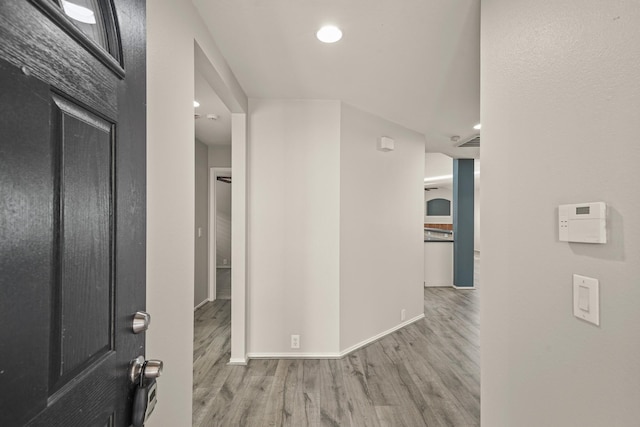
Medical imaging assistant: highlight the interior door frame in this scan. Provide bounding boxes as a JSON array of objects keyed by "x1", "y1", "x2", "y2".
[
  {"x1": 209, "y1": 167, "x2": 232, "y2": 302},
  {"x1": 195, "y1": 41, "x2": 248, "y2": 364}
]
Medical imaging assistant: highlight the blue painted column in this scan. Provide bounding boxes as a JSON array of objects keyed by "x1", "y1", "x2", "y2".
[{"x1": 453, "y1": 159, "x2": 474, "y2": 288}]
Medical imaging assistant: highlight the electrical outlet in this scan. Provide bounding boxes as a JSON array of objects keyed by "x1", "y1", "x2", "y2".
[
  {"x1": 401, "y1": 309, "x2": 406, "y2": 321},
  {"x1": 291, "y1": 334, "x2": 300, "y2": 349},
  {"x1": 197, "y1": 227, "x2": 202, "y2": 238},
  {"x1": 223, "y1": 258, "x2": 228, "y2": 265}
]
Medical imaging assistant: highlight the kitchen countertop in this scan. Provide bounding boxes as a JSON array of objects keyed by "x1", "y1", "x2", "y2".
[{"x1": 424, "y1": 228, "x2": 453, "y2": 243}]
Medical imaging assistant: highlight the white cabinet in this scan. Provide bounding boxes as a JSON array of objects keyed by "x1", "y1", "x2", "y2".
[{"x1": 424, "y1": 242, "x2": 453, "y2": 287}]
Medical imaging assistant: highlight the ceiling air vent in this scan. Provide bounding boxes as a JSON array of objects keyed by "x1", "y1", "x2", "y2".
[{"x1": 457, "y1": 134, "x2": 480, "y2": 148}]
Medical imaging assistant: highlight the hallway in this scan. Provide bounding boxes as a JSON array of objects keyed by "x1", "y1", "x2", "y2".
[
  {"x1": 215, "y1": 268, "x2": 231, "y2": 300},
  {"x1": 192, "y1": 288, "x2": 479, "y2": 426}
]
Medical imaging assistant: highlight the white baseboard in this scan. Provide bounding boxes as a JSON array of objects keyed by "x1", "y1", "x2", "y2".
[
  {"x1": 339, "y1": 313, "x2": 425, "y2": 357},
  {"x1": 247, "y1": 352, "x2": 341, "y2": 359},
  {"x1": 194, "y1": 299, "x2": 209, "y2": 311},
  {"x1": 216, "y1": 265, "x2": 232, "y2": 269},
  {"x1": 247, "y1": 314, "x2": 425, "y2": 361},
  {"x1": 452, "y1": 284, "x2": 476, "y2": 290},
  {"x1": 227, "y1": 357, "x2": 248, "y2": 366}
]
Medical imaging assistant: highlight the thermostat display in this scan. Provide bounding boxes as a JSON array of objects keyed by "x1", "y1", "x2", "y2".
[
  {"x1": 576, "y1": 206, "x2": 590, "y2": 215},
  {"x1": 559, "y1": 202, "x2": 606, "y2": 244}
]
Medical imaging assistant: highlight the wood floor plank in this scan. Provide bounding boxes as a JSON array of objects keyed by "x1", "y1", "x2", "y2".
[
  {"x1": 261, "y1": 359, "x2": 312, "y2": 426},
  {"x1": 374, "y1": 336, "x2": 446, "y2": 427},
  {"x1": 198, "y1": 360, "x2": 276, "y2": 426},
  {"x1": 301, "y1": 359, "x2": 321, "y2": 426},
  {"x1": 339, "y1": 354, "x2": 382, "y2": 427},
  {"x1": 192, "y1": 288, "x2": 480, "y2": 426},
  {"x1": 194, "y1": 302, "x2": 231, "y2": 363},
  {"x1": 374, "y1": 406, "x2": 412, "y2": 427},
  {"x1": 358, "y1": 343, "x2": 404, "y2": 407},
  {"x1": 280, "y1": 360, "x2": 310, "y2": 426},
  {"x1": 392, "y1": 329, "x2": 477, "y2": 426},
  {"x1": 224, "y1": 374, "x2": 274, "y2": 426},
  {"x1": 318, "y1": 359, "x2": 351, "y2": 427},
  {"x1": 398, "y1": 327, "x2": 480, "y2": 423}
]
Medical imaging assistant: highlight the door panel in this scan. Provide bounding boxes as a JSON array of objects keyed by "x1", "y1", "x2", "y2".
[
  {"x1": 0, "y1": 59, "x2": 53, "y2": 427},
  {"x1": 50, "y1": 94, "x2": 114, "y2": 393},
  {"x1": 27, "y1": 356, "x2": 116, "y2": 427},
  {"x1": 0, "y1": 0, "x2": 146, "y2": 425}
]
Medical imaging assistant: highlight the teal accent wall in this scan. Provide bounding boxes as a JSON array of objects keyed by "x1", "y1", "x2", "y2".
[{"x1": 453, "y1": 159, "x2": 474, "y2": 287}]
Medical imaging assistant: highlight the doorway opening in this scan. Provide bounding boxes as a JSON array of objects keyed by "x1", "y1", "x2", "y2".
[
  {"x1": 423, "y1": 153, "x2": 480, "y2": 289},
  {"x1": 193, "y1": 64, "x2": 232, "y2": 310},
  {"x1": 209, "y1": 168, "x2": 232, "y2": 301},
  {"x1": 191, "y1": 38, "x2": 248, "y2": 392}
]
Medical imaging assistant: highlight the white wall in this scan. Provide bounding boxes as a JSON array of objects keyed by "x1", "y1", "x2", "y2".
[
  {"x1": 208, "y1": 145, "x2": 231, "y2": 168},
  {"x1": 215, "y1": 178, "x2": 232, "y2": 266},
  {"x1": 482, "y1": 1, "x2": 640, "y2": 426},
  {"x1": 425, "y1": 152, "x2": 453, "y2": 177},
  {"x1": 247, "y1": 99, "x2": 341, "y2": 355},
  {"x1": 147, "y1": 0, "x2": 246, "y2": 424},
  {"x1": 424, "y1": 153, "x2": 454, "y2": 223},
  {"x1": 247, "y1": 100, "x2": 426, "y2": 355},
  {"x1": 339, "y1": 104, "x2": 425, "y2": 350},
  {"x1": 147, "y1": 4, "x2": 195, "y2": 425},
  {"x1": 194, "y1": 140, "x2": 209, "y2": 307}
]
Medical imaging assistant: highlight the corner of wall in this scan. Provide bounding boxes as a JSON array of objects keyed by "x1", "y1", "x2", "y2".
[
  {"x1": 246, "y1": 99, "x2": 341, "y2": 356},
  {"x1": 338, "y1": 104, "x2": 425, "y2": 352}
]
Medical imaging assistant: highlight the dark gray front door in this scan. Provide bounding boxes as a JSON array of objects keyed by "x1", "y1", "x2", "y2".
[{"x1": 0, "y1": 0, "x2": 146, "y2": 425}]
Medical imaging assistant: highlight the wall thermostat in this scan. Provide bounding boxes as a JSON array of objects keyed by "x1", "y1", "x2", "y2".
[{"x1": 559, "y1": 202, "x2": 606, "y2": 244}]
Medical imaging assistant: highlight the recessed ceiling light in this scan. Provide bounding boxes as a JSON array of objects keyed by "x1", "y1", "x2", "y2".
[
  {"x1": 473, "y1": 123, "x2": 481, "y2": 130},
  {"x1": 194, "y1": 100, "x2": 200, "y2": 108},
  {"x1": 316, "y1": 25, "x2": 342, "y2": 43}
]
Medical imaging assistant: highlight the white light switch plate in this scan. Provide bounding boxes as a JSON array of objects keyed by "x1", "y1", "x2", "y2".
[{"x1": 573, "y1": 274, "x2": 599, "y2": 326}]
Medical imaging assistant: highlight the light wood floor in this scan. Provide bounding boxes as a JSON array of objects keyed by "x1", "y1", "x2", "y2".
[{"x1": 193, "y1": 288, "x2": 479, "y2": 426}]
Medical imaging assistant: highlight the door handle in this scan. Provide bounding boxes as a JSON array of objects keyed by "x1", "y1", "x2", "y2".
[
  {"x1": 129, "y1": 356, "x2": 163, "y2": 426},
  {"x1": 129, "y1": 356, "x2": 163, "y2": 384}
]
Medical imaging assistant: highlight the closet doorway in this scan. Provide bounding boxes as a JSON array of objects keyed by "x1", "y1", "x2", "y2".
[{"x1": 209, "y1": 168, "x2": 232, "y2": 300}]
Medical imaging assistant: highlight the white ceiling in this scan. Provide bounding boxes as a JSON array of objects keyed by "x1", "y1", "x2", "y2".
[
  {"x1": 193, "y1": 0, "x2": 480, "y2": 158},
  {"x1": 194, "y1": 70, "x2": 232, "y2": 146}
]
